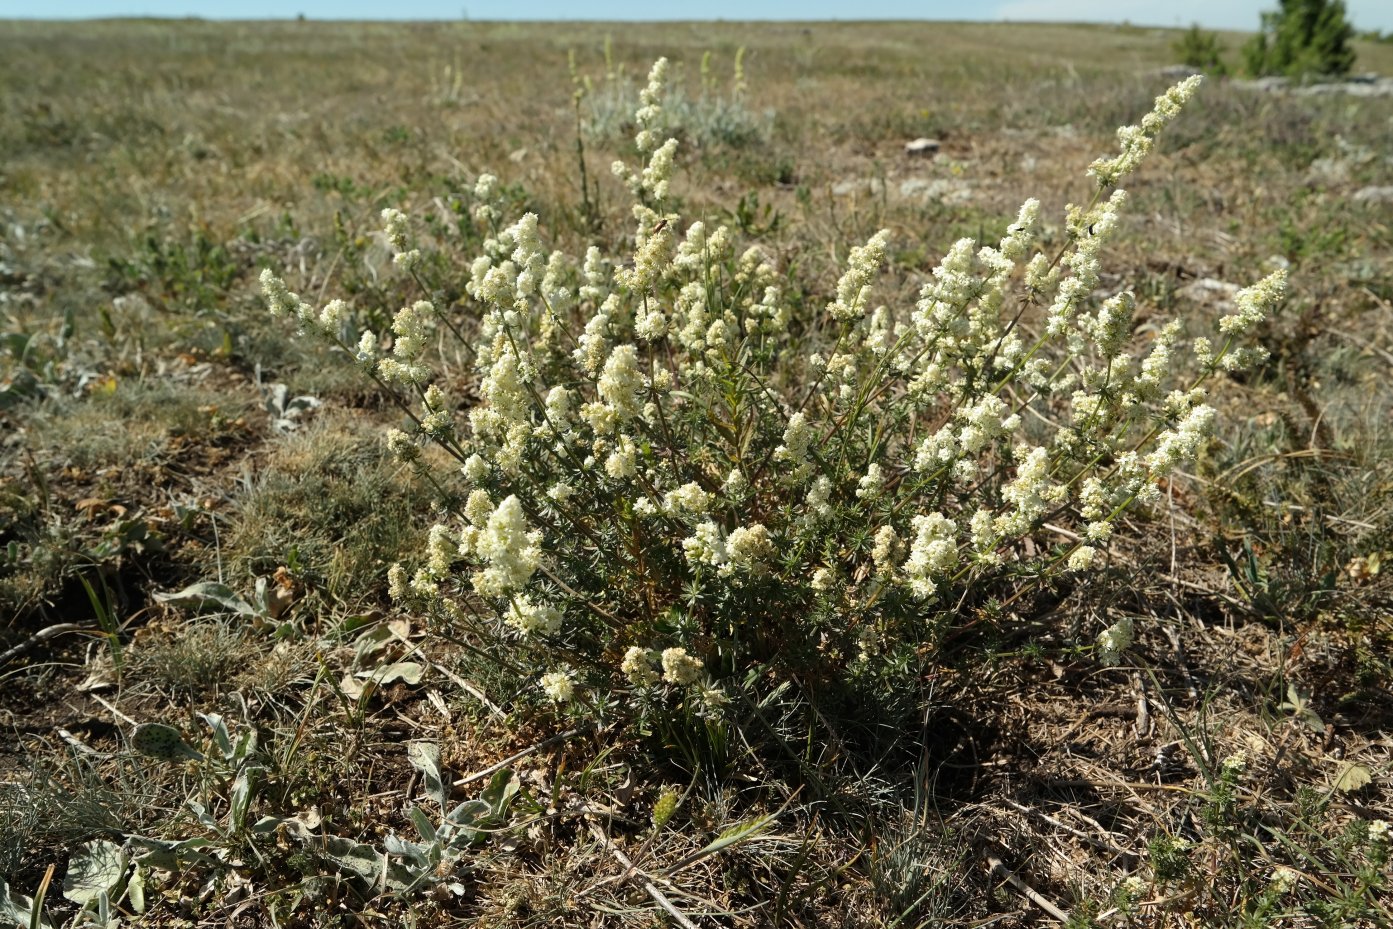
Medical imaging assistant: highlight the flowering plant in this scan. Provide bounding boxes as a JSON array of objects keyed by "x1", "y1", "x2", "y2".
[{"x1": 262, "y1": 61, "x2": 1281, "y2": 734}]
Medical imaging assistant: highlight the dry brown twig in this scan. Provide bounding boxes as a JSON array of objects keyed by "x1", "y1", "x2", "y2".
[
  {"x1": 1132, "y1": 671, "x2": 1152, "y2": 739},
  {"x1": 0, "y1": 622, "x2": 87, "y2": 669},
  {"x1": 983, "y1": 846, "x2": 1071, "y2": 923},
  {"x1": 1001, "y1": 798, "x2": 1137, "y2": 864}
]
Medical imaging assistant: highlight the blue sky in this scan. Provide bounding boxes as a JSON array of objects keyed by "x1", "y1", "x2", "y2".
[{"x1": 5, "y1": 0, "x2": 1392, "y2": 33}]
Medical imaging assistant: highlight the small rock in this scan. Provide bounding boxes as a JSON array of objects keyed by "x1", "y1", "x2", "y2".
[
  {"x1": 904, "y1": 137, "x2": 941, "y2": 157},
  {"x1": 1157, "y1": 64, "x2": 1203, "y2": 79},
  {"x1": 1306, "y1": 156, "x2": 1351, "y2": 185},
  {"x1": 898, "y1": 177, "x2": 972, "y2": 205},
  {"x1": 1353, "y1": 186, "x2": 1393, "y2": 205},
  {"x1": 1234, "y1": 76, "x2": 1289, "y2": 92},
  {"x1": 1294, "y1": 79, "x2": 1393, "y2": 97},
  {"x1": 832, "y1": 177, "x2": 886, "y2": 197},
  {"x1": 1176, "y1": 277, "x2": 1239, "y2": 308}
]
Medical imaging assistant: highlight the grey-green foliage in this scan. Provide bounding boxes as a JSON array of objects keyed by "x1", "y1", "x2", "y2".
[
  {"x1": 1244, "y1": 0, "x2": 1357, "y2": 77},
  {"x1": 0, "y1": 838, "x2": 142, "y2": 929},
  {"x1": 0, "y1": 875, "x2": 52, "y2": 929},
  {"x1": 380, "y1": 750, "x2": 521, "y2": 896},
  {"x1": 130, "y1": 724, "x2": 204, "y2": 763},
  {"x1": 664, "y1": 89, "x2": 773, "y2": 150},
  {"x1": 62, "y1": 840, "x2": 130, "y2": 914},
  {"x1": 200, "y1": 713, "x2": 263, "y2": 837},
  {"x1": 131, "y1": 714, "x2": 262, "y2": 839},
  {"x1": 580, "y1": 52, "x2": 772, "y2": 150},
  {"x1": 285, "y1": 746, "x2": 519, "y2": 899}
]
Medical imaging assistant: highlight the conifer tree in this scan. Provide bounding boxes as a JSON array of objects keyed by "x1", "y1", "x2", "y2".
[{"x1": 1245, "y1": 0, "x2": 1357, "y2": 77}]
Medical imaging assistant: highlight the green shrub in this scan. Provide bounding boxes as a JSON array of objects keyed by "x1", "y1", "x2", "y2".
[
  {"x1": 261, "y1": 62, "x2": 1283, "y2": 761},
  {"x1": 1173, "y1": 24, "x2": 1229, "y2": 75},
  {"x1": 1244, "y1": 0, "x2": 1357, "y2": 78}
]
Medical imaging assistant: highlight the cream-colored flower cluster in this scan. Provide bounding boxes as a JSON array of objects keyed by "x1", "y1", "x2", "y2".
[
  {"x1": 1088, "y1": 75, "x2": 1202, "y2": 186},
  {"x1": 263, "y1": 65, "x2": 1276, "y2": 718}
]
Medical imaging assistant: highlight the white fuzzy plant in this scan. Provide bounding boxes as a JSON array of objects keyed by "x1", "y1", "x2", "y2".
[{"x1": 262, "y1": 59, "x2": 1283, "y2": 719}]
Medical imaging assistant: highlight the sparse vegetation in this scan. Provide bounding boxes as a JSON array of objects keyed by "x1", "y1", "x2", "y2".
[{"x1": 1, "y1": 19, "x2": 1390, "y2": 929}]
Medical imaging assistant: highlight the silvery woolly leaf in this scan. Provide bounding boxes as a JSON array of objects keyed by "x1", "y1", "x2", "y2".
[
  {"x1": 383, "y1": 862, "x2": 421, "y2": 894},
  {"x1": 339, "y1": 672, "x2": 369, "y2": 701},
  {"x1": 153, "y1": 581, "x2": 256, "y2": 617},
  {"x1": 187, "y1": 800, "x2": 220, "y2": 831},
  {"x1": 480, "y1": 769, "x2": 520, "y2": 819},
  {"x1": 0, "y1": 877, "x2": 54, "y2": 929},
  {"x1": 355, "y1": 662, "x2": 424, "y2": 686},
  {"x1": 407, "y1": 742, "x2": 446, "y2": 810},
  {"x1": 199, "y1": 712, "x2": 232, "y2": 758},
  {"x1": 409, "y1": 805, "x2": 438, "y2": 844},
  {"x1": 384, "y1": 833, "x2": 429, "y2": 865},
  {"x1": 127, "y1": 865, "x2": 147, "y2": 914},
  {"x1": 321, "y1": 836, "x2": 384, "y2": 885},
  {"x1": 443, "y1": 800, "x2": 492, "y2": 846},
  {"x1": 229, "y1": 766, "x2": 262, "y2": 831},
  {"x1": 131, "y1": 723, "x2": 204, "y2": 762},
  {"x1": 62, "y1": 840, "x2": 128, "y2": 908},
  {"x1": 127, "y1": 835, "x2": 219, "y2": 871},
  {"x1": 352, "y1": 624, "x2": 394, "y2": 661}
]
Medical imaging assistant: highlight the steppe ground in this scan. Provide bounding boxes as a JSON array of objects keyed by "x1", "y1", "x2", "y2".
[{"x1": 1, "y1": 18, "x2": 1392, "y2": 928}]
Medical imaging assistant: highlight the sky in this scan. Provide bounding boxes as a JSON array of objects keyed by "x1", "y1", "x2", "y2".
[{"x1": 3, "y1": 0, "x2": 1391, "y2": 33}]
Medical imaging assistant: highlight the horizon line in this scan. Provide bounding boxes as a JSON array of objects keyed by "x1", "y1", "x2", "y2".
[{"x1": 0, "y1": 15, "x2": 1258, "y2": 30}]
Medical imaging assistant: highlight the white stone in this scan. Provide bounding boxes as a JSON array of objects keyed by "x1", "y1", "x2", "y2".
[
  {"x1": 904, "y1": 137, "x2": 941, "y2": 157},
  {"x1": 1353, "y1": 186, "x2": 1393, "y2": 205}
]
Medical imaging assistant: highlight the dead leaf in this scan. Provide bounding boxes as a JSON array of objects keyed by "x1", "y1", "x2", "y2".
[
  {"x1": 75, "y1": 497, "x2": 108, "y2": 517},
  {"x1": 266, "y1": 586, "x2": 294, "y2": 619}
]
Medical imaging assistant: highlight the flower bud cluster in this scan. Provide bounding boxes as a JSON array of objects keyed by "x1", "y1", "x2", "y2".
[
  {"x1": 1089, "y1": 75, "x2": 1202, "y2": 187},
  {"x1": 829, "y1": 230, "x2": 891, "y2": 321}
]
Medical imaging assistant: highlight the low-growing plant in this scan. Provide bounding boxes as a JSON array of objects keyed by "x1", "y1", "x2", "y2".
[
  {"x1": 219, "y1": 411, "x2": 425, "y2": 610},
  {"x1": 261, "y1": 61, "x2": 1285, "y2": 775},
  {"x1": 575, "y1": 43, "x2": 772, "y2": 150},
  {"x1": 1137, "y1": 752, "x2": 1393, "y2": 926}
]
